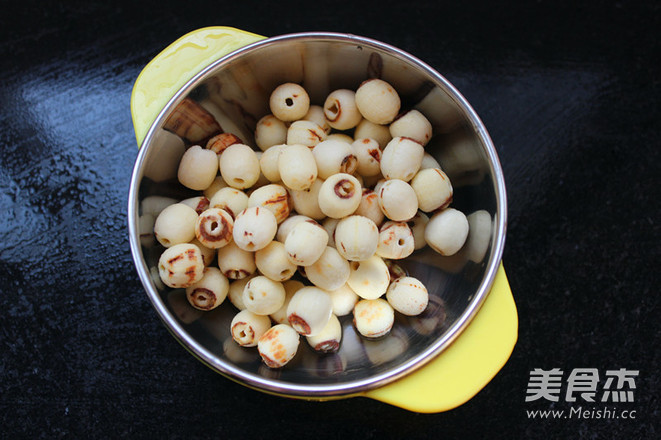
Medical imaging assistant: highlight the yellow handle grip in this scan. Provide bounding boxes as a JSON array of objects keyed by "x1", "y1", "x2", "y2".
[
  {"x1": 130, "y1": 26, "x2": 265, "y2": 147},
  {"x1": 130, "y1": 27, "x2": 518, "y2": 413}
]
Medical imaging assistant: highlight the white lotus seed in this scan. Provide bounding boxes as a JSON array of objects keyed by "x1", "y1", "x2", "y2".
[
  {"x1": 354, "y1": 119, "x2": 392, "y2": 148},
  {"x1": 347, "y1": 255, "x2": 391, "y2": 300},
  {"x1": 323, "y1": 89, "x2": 363, "y2": 130},
  {"x1": 255, "y1": 114, "x2": 288, "y2": 151},
  {"x1": 243, "y1": 275, "x2": 286, "y2": 315},
  {"x1": 247, "y1": 183, "x2": 291, "y2": 224},
  {"x1": 203, "y1": 176, "x2": 229, "y2": 199},
  {"x1": 465, "y1": 210, "x2": 492, "y2": 263},
  {"x1": 255, "y1": 240, "x2": 297, "y2": 282},
  {"x1": 325, "y1": 283, "x2": 359, "y2": 317},
  {"x1": 232, "y1": 206, "x2": 278, "y2": 252},
  {"x1": 208, "y1": 187, "x2": 249, "y2": 219},
  {"x1": 386, "y1": 276, "x2": 429, "y2": 316},
  {"x1": 177, "y1": 145, "x2": 219, "y2": 191},
  {"x1": 270, "y1": 279, "x2": 305, "y2": 325},
  {"x1": 318, "y1": 173, "x2": 362, "y2": 219},
  {"x1": 334, "y1": 215, "x2": 379, "y2": 261},
  {"x1": 284, "y1": 220, "x2": 329, "y2": 266},
  {"x1": 259, "y1": 144, "x2": 286, "y2": 182},
  {"x1": 287, "y1": 286, "x2": 333, "y2": 336},
  {"x1": 190, "y1": 238, "x2": 215, "y2": 266},
  {"x1": 375, "y1": 221, "x2": 415, "y2": 260},
  {"x1": 269, "y1": 83, "x2": 310, "y2": 122},
  {"x1": 380, "y1": 136, "x2": 424, "y2": 182},
  {"x1": 410, "y1": 167, "x2": 453, "y2": 212},
  {"x1": 231, "y1": 309, "x2": 272, "y2": 347},
  {"x1": 278, "y1": 144, "x2": 318, "y2": 191},
  {"x1": 407, "y1": 211, "x2": 430, "y2": 250},
  {"x1": 424, "y1": 208, "x2": 469, "y2": 256},
  {"x1": 157, "y1": 243, "x2": 205, "y2": 288},
  {"x1": 321, "y1": 217, "x2": 340, "y2": 248},
  {"x1": 354, "y1": 189, "x2": 385, "y2": 226},
  {"x1": 287, "y1": 178, "x2": 326, "y2": 220},
  {"x1": 286, "y1": 120, "x2": 326, "y2": 147},
  {"x1": 306, "y1": 313, "x2": 342, "y2": 353},
  {"x1": 355, "y1": 79, "x2": 400, "y2": 125},
  {"x1": 227, "y1": 275, "x2": 255, "y2": 310},
  {"x1": 301, "y1": 105, "x2": 331, "y2": 134},
  {"x1": 258, "y1": 324, "x2": 300, "y2": 368},
  {"x1": 325, "y1": 133, "x2": 354, "y2": 144},
  {"x1": 218, "y1": 143, "x2": 261, "y2": 189},
  {"x1": 305, "y1": 246, "x2": 351, "y2": 291},
  {"x1": 195, "y1": 208, "x2": 234, "y2": 249},
  {"x1": 179, "y1": 196, "x2": 210, "y2": 215},
  {"x1": 377, "y1": 179, "x2": 418, "y2": 222},
  {"x1": 186, "y1": 267, "x2": 229, "y2": 311},
  {"x1": 312, "y1": 139, "x2": 358, "y2": 179},
  {"x1": 351, "y1": 138, "x2": 382, "y2": 177},
  {"x1": 217, "y1": 240, "x2": 256, "y2": 280},
  {"x1": 154, "y1": 203, "x2": 198, "y2": 248},
  {"x1": 353, "y1": 298, "x2": 395, "y2": 338},
  {"x1": 389, "y1": 109, "x2": 433, "y2": 146},
  {"x1": 420, "y1": 152, "x2": 442, "y2": 170}
]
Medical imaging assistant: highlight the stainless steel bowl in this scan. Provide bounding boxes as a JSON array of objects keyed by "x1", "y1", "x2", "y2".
[{"x1": 128, "y1": 31, "x2": 507, "y2": 399}]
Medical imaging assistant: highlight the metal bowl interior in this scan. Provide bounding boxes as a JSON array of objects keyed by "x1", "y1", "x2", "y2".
[{"x1": 128, "y1": 33, "x2": 506, "y2": 398}]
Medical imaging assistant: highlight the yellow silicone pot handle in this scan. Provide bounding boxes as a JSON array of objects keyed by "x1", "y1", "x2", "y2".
[
  {"x1": 364, "y1": 263, "x2": 517, "y2": 412},
  {"x1": 130, "y1": 27, "x2": 518, "y2": 413},
  {"x1": 130, "y1": 26, "x2": 265, "y2": 147}
]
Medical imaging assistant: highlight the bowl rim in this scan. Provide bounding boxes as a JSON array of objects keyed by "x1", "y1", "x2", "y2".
[{"x1": 127, "y1": 31, "x2": 507, "y2": 398}]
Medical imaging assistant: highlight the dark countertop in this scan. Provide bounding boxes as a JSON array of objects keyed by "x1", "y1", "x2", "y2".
[{"x1": 1, "y1": 1, "x2": 658, "y2": 438}]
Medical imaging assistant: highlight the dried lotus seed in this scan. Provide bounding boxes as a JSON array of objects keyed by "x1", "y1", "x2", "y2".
[
  {"x1": 410, "y1": 167, "x2": 453, "y2": 212},
  {"x1": 185, "y1": 267, "x2": 229, "y2": 311},
  {"x1": 333, "y1": 215, "x2": 379, "y2": 261},
  {"x1": 325, "y1": 283, "x2": 359, "y2": 317},
  {"x1": 286, "y1": 120, "x2": 326, "y2": 147},
  {"x1": 242, "y1": 275, "x2": 286, "y2": 316},
  {"x1": 177, "y1": 145, "x2": 219, "y2": 191},
  {"x1": 208, "y1": 187, "x2": 249, "y2": 219},
  {"x1": 305, "y1": 246, "x2": 351, "y2": 292},
  {"x1": 247, "y1": 183, "x2": 291, "y2": 224},
  {"x1": 255, "y1": 240, "x2": 297, "y2": 282},
  {"x1": 232, "y1": 206, "x2": 278, "y2": 252},
  {"x1": 258, "y1": 324, "x2": 300, "y2": 368},
  {"x1": 284, "y1": 220, "x2": 328, "y2": 266},
  {"x1": 302, "y1": 105, "x2": 331, "y2": 134},
  {"x1": 218, "y1": 143, "x2": 261, "y2": 189},
  {"x1": 179, "y1": 196, "x2": 210, "y2": 215},
  {"x1": 231, "y1": 309, "x2": 271, "y2": 347},
  {"x1": 389, "y1": 109, "x2": 433, "y2": 146},
  {"x1": 380, "y1": 136, "x2": 424, "y2": 182},
  {"x1": 270, "y1": 279, "x2": 305, "y2": 325},
  {"x1": 354, "y1": 189, "x2": 385, "y2": 226},
  {"x1": 323, "y1": 89, "x2": 363, "y2": 130},
  {"x1": 375, "y1": 221, "x2": 415, "y2": 260},
  {"x1": 158, "y1": 243, "x2": 205, "y2": 288},
  {"x1": 259, "y1": 144, "x2": 286, "y2": 183},
  {"x1": 318, "y1": 173, "x2": 362, "y2": 219},
  {"x1": 217, "y1": 240, "x2": 256, "y2": 280},
  {"x1": 354, "y1": 119, "x2": 392, "y2": 148},
  {"x1": 351, "y1": 138, "x2": 382, "y2": 177},
  {"x1": 255, "y1": 115, "x2": 288, "y2": 151},
  {"x1": 153, "y1": 203, "x2": 198, "y2": 248},
  {"x1": 195, "y1": 208, "x2": 234, "y2": 249},
  {"x1": 287, "y1": 286, "x2": 333, "y2": 336},
  {"x1": 306, "y1": 313, "x2": 342, "y2": 353},
  {"x1": 353, "y1": 298, "x2": 395, "y2": 338},
  {"x1": 278, "y1": 144, "x2": 318, "y2": 191},
  {"x1": 312, "y1": 139, "x2": 357, "y2": 179},
  {"x1": 269, "y1": 83, "x2": 310, "y2": 122},
  {"x1": 377, "y1": 179, "x2": 418, "y2": 222},
  {"x1": 424, "y1": 208, "x2": 469, "y2": 256},
  {"x1": 386, "y1": 276, "x2": 429, "y2": 316},
  {"x1": 347, "y1": 255, "x2": 390, "y2": 300},
  {"x1": 355, "y1": 79, "x2": 400, "y2": 125},
  {"x1": 287, "y1": 178, "x2": 326, "y2": 220}
]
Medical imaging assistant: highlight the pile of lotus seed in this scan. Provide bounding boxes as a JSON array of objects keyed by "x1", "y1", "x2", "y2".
[{"x1": 154, "y1": 79, "x2": 470, "y2": 368}]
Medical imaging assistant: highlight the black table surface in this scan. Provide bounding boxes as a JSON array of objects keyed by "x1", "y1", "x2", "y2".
[{"x1": 2, "y1": 1, "x2": 659, "y2": 438}]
